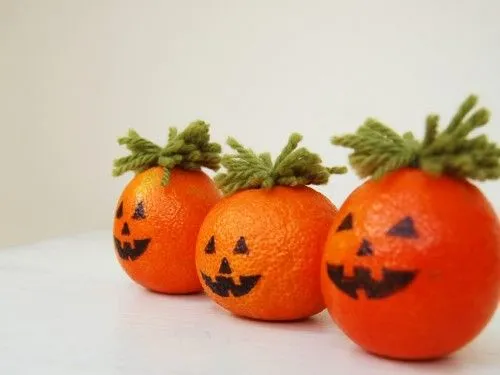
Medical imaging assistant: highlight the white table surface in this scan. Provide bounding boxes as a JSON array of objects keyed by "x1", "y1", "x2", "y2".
[{"x1": 1, "y1": 231, "x2": 499, "y2": 375}]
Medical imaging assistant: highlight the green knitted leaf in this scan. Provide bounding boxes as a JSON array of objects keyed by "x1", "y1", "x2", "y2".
[
  {"x1": 332, "y1": 94, "x2": 500, "y2": 181},
  {"x1": 112, "y1": 120, "x2": 221, "y2": 185},
  {"x1": 215, "y1": 133, "x2": 347, "y2": 195}
]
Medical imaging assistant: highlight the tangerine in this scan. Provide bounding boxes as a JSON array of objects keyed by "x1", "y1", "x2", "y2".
[
  {"x1": 112, "y1": 122, "x2": 221, "y2": 294},
  {"x1": 323, "y1": 95, "x2": 500, "y2": 359},
  {"x1": 196, "y1": 133, "x2": 346, "y2": 320},
  {"x1": 114, "y1": 167, "x2": 220, "y2": 293}
]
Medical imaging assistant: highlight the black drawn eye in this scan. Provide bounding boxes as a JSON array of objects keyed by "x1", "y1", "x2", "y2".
[
  {"x1": 132, "y1": 201, "x2": 146, "y2": 220},
  {"x1": 233, "y1": 237, "x2": 249, "y2": 254},
  {"x1": 116, "y1": 202, "x2": 123, "y2": 219},
  {"x1": 387, "y1": 217, "x2": 418, "y2": 238},
  {"x1": 336, "y1": 213, "x2": 353, "y2": 232},
  {"x1": 205, "y1": 236, "x2": 216, "y2": 254}
]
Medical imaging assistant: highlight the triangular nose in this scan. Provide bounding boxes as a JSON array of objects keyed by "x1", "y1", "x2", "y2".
[
  {"x1": 218, "y1": 257, "x2": 232, "y2": 274},
  {"x1": 356, "y1": 239, "x2": 373, "y2": 256},
  {"x1": 121, "y1": 222, "x2": 130, "y2": 236}
]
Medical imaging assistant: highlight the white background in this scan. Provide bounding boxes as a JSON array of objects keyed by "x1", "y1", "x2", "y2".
[
  {"x1": 1, "y1": 231, "x2": 499, "y2": 374},
  {"x1": 1, "y1": 0, "x2": 500, "y2": 247}
]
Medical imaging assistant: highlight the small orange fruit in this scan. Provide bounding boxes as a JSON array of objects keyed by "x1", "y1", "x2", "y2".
[
  {"x1": 322, "y1": 95, "x2": 500, "y2": 360},
  {"x1": 112, "y1": 121, "x2": 222, "y2": 294},
  {"x1": 196, "y1": 134, "x2": 347, "y2": 320}
]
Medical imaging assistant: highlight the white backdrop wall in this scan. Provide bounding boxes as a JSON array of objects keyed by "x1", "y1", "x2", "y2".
[{"x1": 1, "y1": 0, "x2": 500, "y2": 247}]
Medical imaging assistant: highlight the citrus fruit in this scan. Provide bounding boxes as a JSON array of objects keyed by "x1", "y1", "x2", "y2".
[
  {"x1": 112, "y1": 121, "x2": 221, "y2": 294},
  {"x1": 322, "y1": 95, "x2": 500, "y2": 359},
  {"x1": 196, "y1": 133, "x2": 346, "y2": 320}
]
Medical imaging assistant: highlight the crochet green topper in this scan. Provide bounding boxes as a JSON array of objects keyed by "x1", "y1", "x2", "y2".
[
  {"x1": 113, "y1": 120, "x2": 221, "y2": 185},
  {"x1": 333, "y1": 95, "x2": 500, "y2": 180},
  {"x1": 215, "y1": 133, "x2": 347, "y2": 195}
]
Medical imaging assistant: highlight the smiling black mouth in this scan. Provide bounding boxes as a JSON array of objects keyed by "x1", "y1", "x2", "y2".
[
  {"x1": 326, "y1": 264, "x2": 417, "y2": 300},
  {"x1": 201, "y1": 273, "x2": 261, "y2": 297},
  {"x1": 113, "y1": 237, "x2": 151, "y2": 261}
]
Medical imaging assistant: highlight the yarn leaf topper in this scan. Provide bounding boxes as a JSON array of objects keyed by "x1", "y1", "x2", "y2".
[
  {"x1": 332, "y1": 95, "x2": 500, "y2": 180},
  {"x1": 113, "y1": 120, "x2": 221, "y2": 185},
  {"x1": 215, "y1": 133, "x2": 347, "y2": 195}
]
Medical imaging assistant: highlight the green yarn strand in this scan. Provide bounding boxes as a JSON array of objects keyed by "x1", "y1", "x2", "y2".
[
  {"x1": 423, "y1": 115, "x2": 439, "y2": 147},
  {"x1": 328, "y1": 166, "x2": 348, "y2": 174},
  {"x1": 273, "y1": 133, "x2": 302, "y2": 168},
  {"x1": 445, "y1": 94, "x2": 478, "y2": 134},
  {"x1": 332, "y1": 94, "x2": 500, "y2": 181},
  {"x1": 332, "y1": 118, "x2": 417, "y2": 179},
  {"x1": 215, "y1": 133, "x2": 346, "y2": 195},
  {"x1": 112, "y1": 120, "x2": 221, "y2": 185}
]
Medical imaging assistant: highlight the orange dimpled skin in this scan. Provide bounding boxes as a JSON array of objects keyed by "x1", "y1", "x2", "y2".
[
  {"x1": 114, "y1": 167, "x2": 220, "y2": 294},
  {"x1": 195, "y1": 133, "x2": 347, "y2": 321},
  {"x1": 325, "y1": 94, "x2": 500, "y2": 360},
  {"x1": 321, "y1": 169, "x2": 500, "y2": 359},
  {"x1": 112, "y1": 121, "x2": 222, "y2": 294},
  {"x1": 196, "y1": 186, "x2": 337, "y2": 320}
]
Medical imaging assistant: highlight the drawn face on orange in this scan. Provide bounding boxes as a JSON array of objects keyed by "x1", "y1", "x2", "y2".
[
  {"x1": 113, "y1": 200, "x2": 151, "y2": 261},
  {"x1": 199, "y1": 235, "x2": 261, "y2": 298},
  {"x1": 324, "y1": 212, "x2": 418, "y2": 299},
  {"x1": 320, "y1": 169, "x2": 500, "y2": 359},
  {"x1": 196, "y1": 186, "x2": 337, "y2": 321},
  {"x1": 112, "y1": 167, "x2": 221, "y2": 295}
]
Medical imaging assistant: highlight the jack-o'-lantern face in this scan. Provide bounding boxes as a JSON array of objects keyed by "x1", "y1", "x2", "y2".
[
  {"x1": 324, "y1": 212, "x2": 418, "y2": 299},
  {"x1": 113, "y1": 200, "x2": 151, "y2": 261},
  {"x1": 196, "y1": 186, "x2": 338, "y2": 321},
  {"x1": 200, "y1": 235, "x2": 261, "y2": 297},
  {"x1": 320, "y1": 169, "x2": 500, "y2": 359}
]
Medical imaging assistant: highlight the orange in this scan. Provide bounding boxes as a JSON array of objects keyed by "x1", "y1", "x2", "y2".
[
  {"x1": 193, "y1": 132, "x2": 346, "y2": 321},
  {"x1": 114, "y1": 167, "x2": 220, "y2": 293},
  {"x1": 196, "y1": 186, "x2": 337, "y2": 320},
  {"x1": 324, "y1": 95, "x2": 500, "y2": 359},
  {"x1": 112, "y1": 121, "x2": 222, "y2": 294},
  {"x1": 321, "y1": 169, "x2": 500, "y2": 359}
]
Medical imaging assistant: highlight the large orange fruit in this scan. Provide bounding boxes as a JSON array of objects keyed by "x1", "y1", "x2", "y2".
[
  {"x1": 195, "y1": 134, "x2": 346, "y2": 320},
  {"x1": 112, "y1": 121, "x2": 222, "y2": 294},
  {"x1": 322, "y1": 95, "x2": 500, "y2": 359}
]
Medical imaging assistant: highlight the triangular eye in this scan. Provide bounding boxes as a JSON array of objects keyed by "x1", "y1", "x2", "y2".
[
  {"x1": 387, "y1": 217, "x2": 418, "y2": 238},
  {"x1": 234, "y1": 237, "x2": 249, "y2": 254},
  {"x1": 116, "y1": 202, "x2": 123, "y2": 219},
  {"x1": 205, "y1": 236, "x2": 216, "y2": 254},
  {"x1": 337, "y1": 213, "x2": 353, "y2": 232},
  {"x1": 132, "y1": 201, "x2": 146, "y2": 220}
]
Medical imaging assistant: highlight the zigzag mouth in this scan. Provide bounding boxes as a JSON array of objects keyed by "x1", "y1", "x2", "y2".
[
  {"x1": 113, "y1": 237, "x2": 151, "y2": 261},
  {"x1": 326, "y1": 263, "x2": 417, "y2": 300},
  {"x1": 201, "y1": 273, "x2": 261, "y2": 297}
]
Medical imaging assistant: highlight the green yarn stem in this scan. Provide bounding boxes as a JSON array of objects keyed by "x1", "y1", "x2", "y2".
[
  {"x1": 215, "y1": 133, "x2": 347, "y2": 195},
  {"x1": 332, "y1": 94, "x2": 500, "y2": 181},
  {"x1": 112, "y1": 120, "x2": 221, "y2": 185}
]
